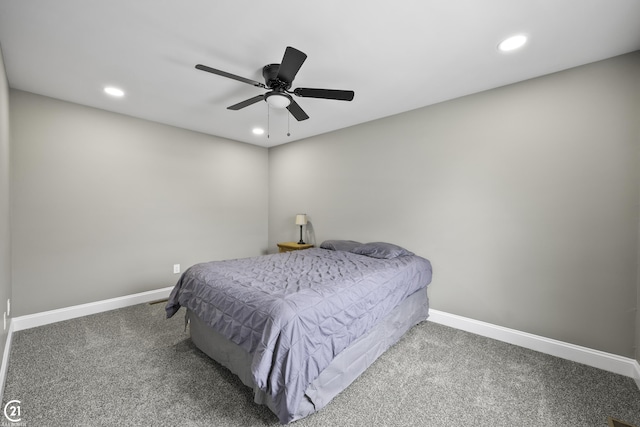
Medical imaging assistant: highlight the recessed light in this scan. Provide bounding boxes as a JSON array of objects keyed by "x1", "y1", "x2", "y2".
[
  {"x1": 498, "y1": 35, "x2": 527, "y2": 52},
  {"x1": 104, "y1": 86, "x2": 125, "y2": 97},
  {"x1": 252, "y1": 128, "x2": 265, "y2": 135}
]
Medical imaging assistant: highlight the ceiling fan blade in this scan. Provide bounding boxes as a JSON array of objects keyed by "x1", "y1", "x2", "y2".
[
  {"x1": 227, "y1": 94, "x2": 265, "y2": 110},
  {"x1": 286, "y1": 99, "x2": 309, "y2": 121},
  {"x1": 294, "y1": 88, "x2": 355, "y2": 101},
  {"x1": 196, "y1": 64, "x2": 266, "y2": 88},
  {"x1": 276, "y1": 47, "x2": 307, "y2": 84}
]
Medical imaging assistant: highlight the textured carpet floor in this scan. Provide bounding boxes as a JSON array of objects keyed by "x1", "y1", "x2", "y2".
[{"x1": 2, "y1": 303, "x2": 640, "y2": 426}]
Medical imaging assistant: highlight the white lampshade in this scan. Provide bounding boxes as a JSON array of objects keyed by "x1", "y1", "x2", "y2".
[
  {"x1": 295, "y1": 214, "x2": 307, "y2": 225},
  {"x1": 266, "y1": 93, "x2": 291, "y2": 109}
]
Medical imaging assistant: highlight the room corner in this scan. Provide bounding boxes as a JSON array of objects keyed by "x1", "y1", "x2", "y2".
[{"x1": 0, "y1": 41, "x2": 13, "y2": 404}]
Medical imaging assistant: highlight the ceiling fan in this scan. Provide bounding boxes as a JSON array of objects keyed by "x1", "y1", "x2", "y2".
[{"x1": 195, "y1": 46, "x2": 355, "y2": 121}]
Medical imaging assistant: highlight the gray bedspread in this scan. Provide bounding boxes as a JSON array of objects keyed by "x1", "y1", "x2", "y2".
[{"x1": 166, "y1": 248, "x2": 432, "y2": 424}]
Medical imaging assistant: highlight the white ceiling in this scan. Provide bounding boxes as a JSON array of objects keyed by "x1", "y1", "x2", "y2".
[{"x1": 1, "y1": 1, "x2": 639, "y2": 148}]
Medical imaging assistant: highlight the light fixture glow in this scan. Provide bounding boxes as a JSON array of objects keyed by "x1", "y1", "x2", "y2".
[
  {"x1": 266, "y1": 93, "x2": 291, "y2": 109},
  {"x1": 104, "y1": 86, "x2": 125, "y2": 97},
  {"x1": 498, "y1": 35, "x2": 527, "y2": 52},
  {"x1": 252, "y1": 128, "x2": 265, "y2": 135}
]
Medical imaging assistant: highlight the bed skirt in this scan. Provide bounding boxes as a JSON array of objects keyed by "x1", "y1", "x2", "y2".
[{"x1": 187, "y1": 286, "x2": 429, "y2": 422}]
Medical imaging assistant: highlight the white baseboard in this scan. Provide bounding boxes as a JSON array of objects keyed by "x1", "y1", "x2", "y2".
[
  {"x1": 0, "y1": 319, "x2": 14, "y2": 404},
  {"x1": 428, "y1": 309, "x2": 640, "y2": 384},
  {"x1": 11, "y1": 286, "x2": 174, "y2": 332},
  {"x1": 633, "y1": 359, "x2": 640, "y2": 390},
  {"x1": 2, "y1": 294, "x2": 639, "y2": 394}
]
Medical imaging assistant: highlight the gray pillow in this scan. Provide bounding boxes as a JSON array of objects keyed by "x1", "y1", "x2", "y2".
[
  {"x1": 320, "y1": 240, "x2": 363, "y2": 251},
  {"x1": 349, "y1": 242, "x2": 414, "y2": 259}
]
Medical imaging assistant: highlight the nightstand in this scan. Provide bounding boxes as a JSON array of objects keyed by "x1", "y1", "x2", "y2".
[{"x1": 277, "y1": 242, "x2": 314, "y2": 253}]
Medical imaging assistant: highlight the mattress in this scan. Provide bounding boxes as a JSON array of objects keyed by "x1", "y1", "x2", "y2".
[
  {"x1": 166, "y1": 246, "x2": 432, "y2": 423},
  {"x1": 188, "y1": 287, "x2": 429, "y2": 422}
]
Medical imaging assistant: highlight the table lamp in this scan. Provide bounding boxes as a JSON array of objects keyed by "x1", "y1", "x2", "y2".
[{"x1": 295, "y1": 214, "x2": 307, "y2": 244}]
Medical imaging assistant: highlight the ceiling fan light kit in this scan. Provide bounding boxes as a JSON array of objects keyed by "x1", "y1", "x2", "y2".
[
  {"x1": 265, "y1": 90, "x2": 292, "y2": 109},
  {"x1": 195, "y1": 46, "x2": 355, "y2": 126}
]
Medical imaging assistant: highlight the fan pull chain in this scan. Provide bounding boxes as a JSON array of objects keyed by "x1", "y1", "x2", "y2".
[{"x1": 265, "y1": 105, "x2": 292, "y2": 139}]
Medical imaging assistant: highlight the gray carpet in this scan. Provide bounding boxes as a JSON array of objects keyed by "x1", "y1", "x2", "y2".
[{"x1": 2, "y1": 302, "x2": 640, "y2": 426}]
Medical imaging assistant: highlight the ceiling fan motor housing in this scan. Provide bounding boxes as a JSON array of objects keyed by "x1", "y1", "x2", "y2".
[{"x1": 263, "y1": 64, "x2": 290, "y2": 89}]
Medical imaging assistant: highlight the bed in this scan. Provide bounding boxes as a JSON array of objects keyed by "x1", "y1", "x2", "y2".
[{"x1": 165, "y1": 241, "x2": 432, "y2": 424}]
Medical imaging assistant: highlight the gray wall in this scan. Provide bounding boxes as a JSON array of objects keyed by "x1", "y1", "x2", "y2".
[
  {"x1": 0, "y1": 46, "x2": 11, "y2": 361},
  {"x1": 6, "y1": 51, "x2": 640, "y2": 362},
  {"x1": 269, "y1": 52, "x2": 640, "y2": 358},
  {"x1": 10, "y1": 90, "x2": 268, "y2": 316}
]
